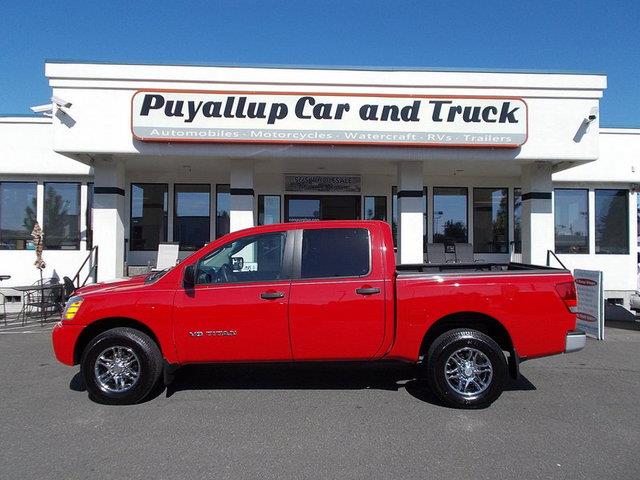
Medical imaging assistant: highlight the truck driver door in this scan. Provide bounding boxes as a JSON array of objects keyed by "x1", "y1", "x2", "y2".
[{"x1": 173, "y1": 230, "x2": 294, "y2": 363}]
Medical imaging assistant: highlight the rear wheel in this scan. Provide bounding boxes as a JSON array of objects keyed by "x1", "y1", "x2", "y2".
[
  {"x1": 425, "y1": 328, "x2": 507, "y2": 409},
  {"x1": 80, "y1": 327, "x2": 162, "y2": 405}
]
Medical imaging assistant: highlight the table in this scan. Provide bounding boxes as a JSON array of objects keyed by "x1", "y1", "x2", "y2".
[{"x1": 14, "y1": 284, "x2": 64, "y2": 324}]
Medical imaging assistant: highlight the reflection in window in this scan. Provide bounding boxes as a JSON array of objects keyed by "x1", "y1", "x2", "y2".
[
  {"x1": 287, "y1": 198, "x2": 320, "y2": 222},
  {"x1": 473, "y1": 188, "x2": 509, "y2": 253},
  {"x1": 554, "y1": 189, "x2": 589, "y2": 254},
  {"x1": 391, "y1": 187, "x2": 427, "y2": 247},
  {"x1": 595, "y1": 189, "x2": 628, "y2": 254},
  {"x1": 216, "y1": 184, "x2": 230, "y2": 239},
  {"x1": 301, "y1": 228, "x2": 369, "y2": 278},
  {"x1": 44, "y1": 182, "x2": 81, "y2": 250},
  {"x1": 513, "y1": 188, "x2": 522, "y2": 254},
  {"x1": 174, "y1": 184, "x2": 210, "y2": 251},
  {"x1": 130, "y1": 183, "x2": 168, "y2": 251},
  {"x1": 0, "y1": 182, "x2": 37, "y2": 250},
  {"x1": 258, "y1": 195, "x2": 281, "y2": 225},
  {"x1": 433, "y1": 187, "x2": 468, "y2": 243},
  {"x1": 364, "y1": 196, "x2": 387, "y2": 221},
  {"x1": 197, "y1": 232, "x2": 287, "y2": 284}
]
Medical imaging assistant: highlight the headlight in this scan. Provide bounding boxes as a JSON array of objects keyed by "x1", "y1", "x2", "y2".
[{"x1": 62, "y1": 296, "x2": 84, "y2": 321}]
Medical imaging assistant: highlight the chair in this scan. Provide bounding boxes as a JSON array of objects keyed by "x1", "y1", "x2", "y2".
[
  {"x1": 454, "y1": 243, "x2": 475, "y2": 263},
  {"x1": 425, "y1": 243, "x2": 446, "y2": 264},
  {"x1": 63, "y1": 276, "x2": 76, "y2": 302},
  {"x1": 21, "y1": 278, "x2": 62, "y2": 325}
]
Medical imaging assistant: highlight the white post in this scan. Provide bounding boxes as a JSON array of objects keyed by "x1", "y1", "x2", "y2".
[
  {"x1": 397, "y1": 161, "x2": 425, "y2": 264},
  {"x1": 230, "y1": 159, "x2": 255, "y2": 232},
  {"x1": 521, "y1": 163, "x2": 554, "y2": 265},
  {"x1": 92, "y1": 158, "x2": 126, "y2": 280}
]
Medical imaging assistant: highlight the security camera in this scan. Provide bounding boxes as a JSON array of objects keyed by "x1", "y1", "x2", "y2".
[
  {"x1": 51, "y1": 96, "x2": 72, "y2": 109},
  {"x1": 585, "y1": 107, "x2": 598, "y2": 124}
]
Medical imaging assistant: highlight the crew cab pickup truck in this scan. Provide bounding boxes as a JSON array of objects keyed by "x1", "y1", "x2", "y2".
[{"x1": 52, "y1": 221, "x2": 585, "y2": 408}]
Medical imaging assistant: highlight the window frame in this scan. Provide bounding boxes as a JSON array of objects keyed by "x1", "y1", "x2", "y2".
[
  {"x1": 86, "y1": 182, "x2": 94, "y2": 250},
  {"x1": 194, "y1": 230, "x2": 293, "y2": 286},
  {"x1": 554, "y1": 188, "x2": 590, "y2": 255},
  {"x1": 215, "y1": 184, "x2": 231, "y2": 239},
  {"x1": 0, "y1": 181, "x2": 38, "y2": 251},
  {"x1": 432, "y1": 186, "x2": 469, "y2": 244},
  {"x1": 129, "y1": 182, "x2": 169, "y2": 252},
  {"x1": 472, "y1": 187, "x2": 510, "y2": 254},
  {"x1": 363, "y1": 195, "x2": 387, "y2": 222},
  {"x1": 43, "y1": 181, "x2": 82, "y2": 250},
  {"x1": 293, "y1": 227, "x2": 372, "y2": 280},
  {"x1": 391, "y1": 186, "x2": 427, "y2": 247},
  {"x1": 595, "y1": 188, "x2": 629, "y2": 255},
  {"x1": 173, "y1": 183, "x2": 211, "y2": 251}
]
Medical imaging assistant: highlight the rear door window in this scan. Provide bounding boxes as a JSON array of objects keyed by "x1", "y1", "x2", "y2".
[{"x1": 300, "y1": 228, "x2": 370, "y2": 279}]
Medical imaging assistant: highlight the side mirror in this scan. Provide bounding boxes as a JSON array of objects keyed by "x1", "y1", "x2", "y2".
[{"x1": 183, "y1": 265, "x2": 196, "y2": 288}]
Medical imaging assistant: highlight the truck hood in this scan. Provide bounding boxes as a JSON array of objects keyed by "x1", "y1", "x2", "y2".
[{"x1": 75, "y1": 275, "x2": 149, "y2": 296}]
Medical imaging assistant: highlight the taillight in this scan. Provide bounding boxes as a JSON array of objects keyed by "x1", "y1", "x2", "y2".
[{"x1": 555, "y1": 281, "x2": 577, "y2": 313}]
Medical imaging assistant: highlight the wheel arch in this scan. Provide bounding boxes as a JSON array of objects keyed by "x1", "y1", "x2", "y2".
[
  {"x1": 419, "y1": 311, "x2": 518, "y2": 378},
  {"x1": 74, "y1": 317, "x2": 162, "y2": 365}
]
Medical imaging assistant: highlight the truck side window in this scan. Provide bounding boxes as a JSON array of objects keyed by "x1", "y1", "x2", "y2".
[
  {"x1": 196, "y1": 232, "x2": 287, "y2": 284},
  {"x1": 301, "y1": 228, "x2": 370, "y2": 279}
]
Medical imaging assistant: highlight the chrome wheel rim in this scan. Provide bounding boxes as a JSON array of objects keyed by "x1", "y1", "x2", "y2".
[
  {"x1": 444, "y1": 347, "x2": 493, "y2": 396},
  {"x1": 94, "y1": 346, "x2": 141, "y2": 393}
]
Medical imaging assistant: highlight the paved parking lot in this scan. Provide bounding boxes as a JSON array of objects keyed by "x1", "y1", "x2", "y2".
[{"x1": 1, "y1": 320, "x2": 639, "y2": 480}]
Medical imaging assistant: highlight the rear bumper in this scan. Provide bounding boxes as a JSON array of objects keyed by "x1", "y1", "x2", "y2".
[
  {"x1": 565, "y1": 330, "x2": 586, "y2": 353},
  {"x1": 51, "y1": 322, "x2": 84, "y2": 366}
]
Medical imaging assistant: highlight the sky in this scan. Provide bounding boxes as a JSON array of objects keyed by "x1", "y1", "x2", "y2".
[{"x1": 0, "y1": 0, "x2": 638, "y2": 126}]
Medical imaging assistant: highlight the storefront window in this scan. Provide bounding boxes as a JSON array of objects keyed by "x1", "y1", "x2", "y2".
[
  {"x1": 216, "y1": 184, "x2": 230, "y2": 238},
  {"x1": 174, "y1": 184, "x2": 210, "y2": 251},
  {"x1": 391, "y1": 187, "x2": 427, "y2": 247},
  {"x1": 0, "y1": 182, "x2": 37, "y2": 250},
  {"x1": 595, "y1": 189, "x2": 629, "y2": 254},
  {"x1": 130, "y1": 183, "x2": 168, "y2": 251},
  {"x1": 364, "y1": 196, "x2": 387, "y2": 221},
  {"x1": 554, "y1": 189, "x2": 589, "y2": 254},
  {"x1": 44, "y1": 182, "x2": 81, "y2": 250},
  {"x1": 473, "y1": 188, "x2": 509, "y2": 253},
  {"x1": 258, "y1": 195, "x2": 281, "y2": 225},
  {"x1": 513, "y1": 187, "x2": 522, "y2": 254},
  {"x1": 433, "y1": 187, "x2": 468, "y2": 243},
  {"x1": 86, "y1": 182, "x2": 94, "y2": 250}
]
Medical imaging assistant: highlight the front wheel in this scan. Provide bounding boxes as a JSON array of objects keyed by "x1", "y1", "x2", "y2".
[
  {"x1": 425, "y1": 328, "x2": 507, "y2": 409},
  {"x1": 80, "y1": 327, "x2": 163, "y2": 405}
]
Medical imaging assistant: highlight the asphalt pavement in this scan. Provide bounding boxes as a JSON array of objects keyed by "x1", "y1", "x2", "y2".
[{"x1": 0, "y1": 320, "x2": 639, "y2": 480}]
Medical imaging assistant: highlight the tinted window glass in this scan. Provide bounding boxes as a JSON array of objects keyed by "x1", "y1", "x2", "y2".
[
  {"x1": 595, "y1": 189, "x2": 629, "y2": 254},
  {"x1": 174, "y1": 184, "x2": 210, "y2": 251},
  {"x1": 258, "y1": 195, "x2": 281, "y2": 225},
  {"x1": 0, "y1": 182, "x2": 37, "y2": 250},
  {"x1": 44, "y1": 182, "x2": 81, "y2": 250},
  {"x1": 364, "y1": 196, "x2": 387, "y2": 221},
  {"x1": 473, "y1": 188, "x2": 509, "y2": 253},
  {"x1": 301, "y1": 228, "x2": 369, "y2": 278},
  {"x1": 433, "y1": 187, "x2": 468, "y2": 243},
  {"x1": 513, "y1": 187, "x2": 522, "y2": 254},
  {"x1": 216, "y1": 184, "x2": 230, "y2": 238},
  {"x1": 197, "y1": 232, "x2": 287, "y2": 284},
  {"x1": 86, "y1": 183, "x2": 94, "y2": 250},
  {"x1": 554, "y1": 189, "x2": 589, "y2": 254},
  {"x1": 130, "y1": 183, "x2": 168, "y2": 251}
]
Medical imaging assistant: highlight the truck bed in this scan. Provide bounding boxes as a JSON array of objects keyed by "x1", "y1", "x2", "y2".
[{"x1": 396, "y1": 262, "x2": 566, "y2": 275}]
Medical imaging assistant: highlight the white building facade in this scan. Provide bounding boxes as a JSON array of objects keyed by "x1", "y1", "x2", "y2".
[{"x1": 0, "y1": 62, "x2": 638, "y2": 307}]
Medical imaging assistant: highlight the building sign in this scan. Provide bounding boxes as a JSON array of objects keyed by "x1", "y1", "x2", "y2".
[
  {"x1": 131, "y1": 90, "x2": 528, "y2": 147},
  {"x1": 284, "y1": 175, "x2": 361, "y2": 193},
  {"x1": 574, "y1": 269, "x2": 604, "y2": 340}
]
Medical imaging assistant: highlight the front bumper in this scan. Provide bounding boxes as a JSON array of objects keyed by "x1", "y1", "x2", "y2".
[
  {"x1": 565, "y1": 330, "x2": 586, "y2": 353},
  {"x1": 51, "y1": 322, "x2": 85, "y2": 366}
]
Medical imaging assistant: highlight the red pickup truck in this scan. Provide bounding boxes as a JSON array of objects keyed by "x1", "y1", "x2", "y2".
[{"x1": 52, "y1": 221, "x2": 585, "y2": 408}]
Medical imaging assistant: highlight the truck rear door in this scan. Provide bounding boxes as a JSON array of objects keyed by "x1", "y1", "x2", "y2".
[{"x1": 288, "y1": 226, "x2": 386, "y2": 360}]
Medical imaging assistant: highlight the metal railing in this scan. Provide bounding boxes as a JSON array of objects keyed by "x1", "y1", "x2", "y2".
[
  {"x1": 546, "y1": 249, "x2": 567, "y2": 269},
  {"x1": 72, "y1": 246, "x2": 99, "y2": 288}
]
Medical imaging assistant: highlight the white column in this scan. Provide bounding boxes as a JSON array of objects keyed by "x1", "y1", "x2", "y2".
[
  {"x1": 230, "y1": 159, "x2": 255, "y2": 232},
  {"x1": 397, "y1": 161, "x2": 425, "y2": 264},
  {"x1": 93, "y1": 158, "x2": 126, "y2": 280},
  {"x1": 521, "y1": 163, "x2": 554, "y2": 265}
]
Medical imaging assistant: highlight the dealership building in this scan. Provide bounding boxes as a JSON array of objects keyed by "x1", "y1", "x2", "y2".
[{"x1": 0, "y1": 61, "x2": 639, "y2": 308}]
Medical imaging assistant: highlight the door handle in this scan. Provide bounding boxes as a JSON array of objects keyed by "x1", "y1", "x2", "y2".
[
  {"x1": 260, "y1": 291, "x2": 285, "y2": 300},
  {"x1": 355, "y1": 287, "x2": 381, "y2": 295}
]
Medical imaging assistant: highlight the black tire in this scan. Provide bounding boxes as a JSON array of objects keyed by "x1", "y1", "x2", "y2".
[
  {"x1": 425, "y1": 328, "x2": 507, "y2": 409},
  {"x1": 80, "y1": 327, "x2": 163, "y2": 405}
]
